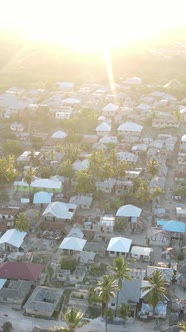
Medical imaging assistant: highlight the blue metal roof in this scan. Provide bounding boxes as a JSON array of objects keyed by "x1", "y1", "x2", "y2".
[{"x1": 157, "y1": 219, "x2": 185, "y2": 233}]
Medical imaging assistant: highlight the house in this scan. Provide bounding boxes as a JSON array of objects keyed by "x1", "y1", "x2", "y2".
[
  {"x1": 130, "y1": 246, "x2": 153, "y2": 262},
  {"x1": 54, "y1": 106, "x2": 73, "y2": 120},
  {"x1": 116, "y1": 204, "x2": 142, "y2": 218},
  {"x1": 72, "y1": 159, "x2": 89, "y2": 171},
  {"x1": 62, "y1": 97, "x2": 80, "y2": 105},
  {"x1": 95, "y1": 178, "x2": 116, "y2": 193},
  {"x1": 115, "y1": 180, "x2": 133, "y2": 196},
  {"x1": 59, "y1": 236, "x2": 87, "y2": 254},
  {"x1": 16, "y1": 151, "x2": 32, "y2": 164},
  {"x1": 152, "y1": 117, "x2": 179, "y2": 128},
  {"x1": 33, "y1": 191, "x2": 53, "y2": 206},
  {"x1": 67, "y1": 227, "x2": 84, "y2": 239},
  {"x1": 14, "y1": 177, "x2": 63, "y2": 194},
  {"x1": 51, "y1": 130, "x2": 68, "y2": 140},
  {"x1": 156, "y1": 220, "x2": 185, "y2": 239},
  {"x1": 0, "y1": 207, "x2": 20, "y2": 222},
  {"x1": 0, "y1": 229, "x2": 27, "y2": 252},
  {"x1": 24, "y1": 286, "x2": 64, "y2": 318},
  {"x1": 56, "y1": 81, "x2": 75, "y2": 91},
  {"x1": 0, "y1": 280, "x2": 32, "y2": 309},
  {"x1": 177, "y1": 264, "x2": 186, "y2": 291},
  {"x1": 10, "y1": 122, "x2": 25, "y2": 132},
  {"x1": 102, "y1": 103, "x2": 119, "y2": 117},
  {"x1": 42, "y1": 201, "x2": 77, "y2": 221},
  {"x1": 147, "y1": 265, "x2": 173, "y2": 284},
  {"x1": 96, "y1": 121, "x2": 111, "y2": 136},
  {"x1": 92, "y1": 214, "x2": 115, "y2": 233},
  {"x1": 117, "y1": 151, "x2": 138, "y2": 163},
  {"x1": 148, "y1": 228, "x2": 171, "y2": 246},
  {"x1": 107, "y1": 236, "x2": 132, "y2": 257},
  {"x1": 109, "y1": 278, "x2": 141, "y2": 318},
  {"x1": 0, "y1": 262, "x2": 44, "y2": 281},
  {"x1": 123, "y1": 76, "x2": 142, "y2": 85},
  {"x1": 69, "y1": 195, "x2": 93, "y2": 209},
  {"x1": 98, "y1": 136, "x2": 117, "y2": 145},
  {"x1": 117, "y1": 122, "x2": 143, "y2": 136}
]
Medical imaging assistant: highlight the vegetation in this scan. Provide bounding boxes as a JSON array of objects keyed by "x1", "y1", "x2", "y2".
[
  {"x1": 108, "y1": 257, "x2": 131, "y2": 316},
  {"x1": 179, "y1": 322, "x2": 186, "y2": 332},
  {"x1": 15, "y1": 212, "x2": 30, "y2": 232},
  {"x1": 0, "y1": 155, "x2": 17, "y2": 184},
  {"x1": 62, "y1": 307, "x2": 84, "y2": 332},
  {"x1": 23, "y1": 167, "x2": 36, "y2": 202},
  {"x1": 95, "y1": 275, "x2": 118, "y2": 332},
  {"x1": 141, "y1": 270, "x2": 170, "y2": 315},
  {"x1": 60, "y1": 256, "x2": 78, "y2": 273}
]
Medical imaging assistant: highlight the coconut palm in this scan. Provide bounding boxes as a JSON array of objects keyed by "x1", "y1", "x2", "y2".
[
  {"x1": 141, "y1": 270, "x2": 170, "y2": 316},
  {"x1": 23, "y1": 167, "x2": 36, "y2": 203},
  {"x1": 95, "y1": 275, "x2": 118, "y2": 332},
  {"x1": 62, "y1": 307, "x2": 84, "y2": 332},
  {"x1": 15, "y1": 212, "x2": 30, "y2": 232},
  {"x1": 109, "y1": 257, "x2": 131, "y2": 316},
  {"x1": 146, "y1": 159, "x2": 160, "y2": 177}
]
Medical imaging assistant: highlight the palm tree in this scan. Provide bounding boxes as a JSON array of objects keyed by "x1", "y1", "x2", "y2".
[
  {"x1": 62, "y1": 307, "x2": 84, "y2": 332},
  {"x1": 95, "y1": 275, "x2": 118, "y2": 332},
  {"x1": 23, "y1": 167, "x2": 36, "y2": 203},
  {"x1": 141, "y1": 270, "x2": 170, "y2": 316},
  {"x1": 15, "y1": 212, "x2": 30, "y2": 232},
  {"x1": 179, "y1": 322, "x2": 186, "y2": 332},
  {"x1": 109, "y1": 257, "x2": 131, "y2": 316},
  {"x1": 146, "y1": 159, "x2": 160, "y2": 178}
]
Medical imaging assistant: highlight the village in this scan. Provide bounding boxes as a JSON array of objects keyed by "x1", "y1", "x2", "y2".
[{"x1": 0, "y1": 74, "x2": 185, "y2": 332}]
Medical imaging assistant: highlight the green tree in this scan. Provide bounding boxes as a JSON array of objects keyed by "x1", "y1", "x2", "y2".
[
  {"x1": 141, "y1": 270, "x2": 170, "y2": 316},
  {"x1": 146, "y1": 159, "x2": 160, "y2": 178},
  {"x1": 135, "y1": 180, "x2": 152, "y2": 203},
  {"x1": 23, "y1": 167, "x2": 36, "y2": 203},
  {"x1": 109, "y1": 257, "x2": 131, "y2": 316},
  {"x1": 59, "y1": 159, "x2": 74, "y2": 179},
  {"x1": 60, "y1": 256, "x2": 78, "y2": 272},
  {"x1": 118, "y1": 303, "x2": 130, "y2": 320},
  {"x1": 75, "y1": 170, "x2": 94, "y2": 194},
  {"x1": 62, "y1": 307, "x2": 84, "y2": 332},
  {"x1": 0, "y1": 155, "x2": 17, "y2": 184},
  {"x1": 2, "y1": 321, "x2": 13, "y2": 332},
  {"x1": 95, "y1": 275, "x2": 117, "y2": 332},
  {"x1": 3, "y1": 139, "x2": 23, "y2": 156},
  {"x1": 15, "y1": 212, "x2": 30, "y2": 232},
  {"x1": 59, "y1": 144, "x2": 80, "y2": 163},
  {"x1": 179, "y1": 322, "x2": 186, "y2": 332}
]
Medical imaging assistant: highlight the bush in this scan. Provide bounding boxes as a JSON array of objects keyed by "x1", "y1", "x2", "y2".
[{"x1": 60, "y1": 255, "x2": 78, "y2": 272}]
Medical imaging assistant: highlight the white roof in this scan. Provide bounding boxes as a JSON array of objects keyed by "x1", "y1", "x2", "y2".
[
  {"x1": 62, "y1": 98, "x2": 80, "y2": 104},
  {"x1": 116, "y1": 204, "x2": 142, "y2": 217},
  {"x1": 42, "y1": 201, "x2": 77, "y2": 220},
  {"x1": 67, "y1": 227, "x2": 84, "y2": 239},
  {"x1": 136, "y1": 103, "x2": 151, "y2": 110},
  {"x1": 72, "y1": 159, "x2": 89, "y2": 171},
  {"x1": 96, "y1": 122, "x2": 111, "y2": 132},
  {"x1": 51, "y1": 130, "x2": 67, "y2": 139},
  {"x1": 14, "y1": 177, "x2": 62, "y2": 190},
  {"x1": 117, "y1": 122, "x2": 143, "y2": 132},
  {"x1": 102, "y1": 103, "x2": 119, "y2": 112},
  {"x1": 131, "y1": 246, "x2": 152, "y2": 256},
  {"x1": 0, "y1": 229, "x2": 27, "y2": 248},
  {"x1": 181, "y1": 134, "x2": 186, "y2": 142},
  {"x1": 59, "y1": 237, "x2": 87, "y2": 251},
  {"x1": 99, "y1": 136, "x2": 117, "y2": 144},
  {"x1": 107, "y1": 237, "x2": 132, "y2": 253},
  {"x1": 69, "y1": 195, "x2": 93, "y2": 206}
]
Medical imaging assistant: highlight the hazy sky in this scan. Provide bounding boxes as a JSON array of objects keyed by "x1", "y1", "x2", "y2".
[{"x1": 0, "y1": 0, "x2": 186, "y2": 50}]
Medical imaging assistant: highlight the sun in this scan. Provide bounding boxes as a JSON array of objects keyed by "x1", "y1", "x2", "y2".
[{"x1": 0, "y1": 0, "x2": 185, "y2": 52}]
